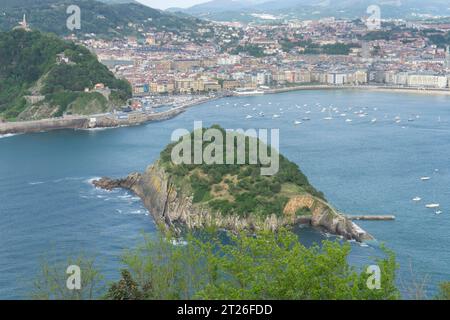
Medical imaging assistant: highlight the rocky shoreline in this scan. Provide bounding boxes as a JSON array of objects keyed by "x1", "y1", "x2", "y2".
[{"x1": 93, "y1": 162, "x2": 373, "y2": 242}]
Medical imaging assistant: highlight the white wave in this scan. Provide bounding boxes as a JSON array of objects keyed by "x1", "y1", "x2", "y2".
[
  {"x1": 28, "y1": 181, "x2": 45, "y2": 185},
  {"x1": 77, "y1": 127, "x2": 113, "y2": 132},
  {"x1": 0, "y1": 133, "x2": 21, "y2": 139},
  {"x1": 85, "y1": 177, "x2": 103, "y2": 187}
]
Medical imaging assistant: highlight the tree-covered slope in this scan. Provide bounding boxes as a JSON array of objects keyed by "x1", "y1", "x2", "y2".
[
  {"x1": 159, "y1": 125, "x2": 325, "y2": 220},
  {"x1": 0, "y1": 0, "x2": 205, "y2": 37},
  {"x1": 0, "y1": 29, "x2": 131, "y2": 121}
]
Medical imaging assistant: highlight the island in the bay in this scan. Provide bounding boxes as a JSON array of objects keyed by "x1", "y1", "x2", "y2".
[{"x1": 94, "y1": 126, "x2": 372, "y2": 242}]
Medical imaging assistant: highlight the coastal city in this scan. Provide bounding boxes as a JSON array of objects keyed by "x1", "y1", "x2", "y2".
[{"x1": 78, "y1": 16, "x2": 450, "y2": 105}]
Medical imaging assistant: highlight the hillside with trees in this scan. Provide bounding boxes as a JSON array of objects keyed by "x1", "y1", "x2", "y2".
[
  {"x1": 0, "y1": 0, "x2": 206, "y2": 38},
  {"x1": 0, "y1": 29, "x2": 131, "y2": 121}
]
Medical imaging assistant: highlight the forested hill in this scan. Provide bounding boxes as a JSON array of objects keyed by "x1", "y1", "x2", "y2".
[
  {"x1": 0, "y1": 29, "x2": 131, "y2": 121},
  {"x1": 0, "y1": 0, "x2": 204, "y2": 38}
]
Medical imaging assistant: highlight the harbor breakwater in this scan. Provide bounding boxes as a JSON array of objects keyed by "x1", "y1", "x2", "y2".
[{"x1": 0, "y1": 104, "x2": 191, "y2": 135}]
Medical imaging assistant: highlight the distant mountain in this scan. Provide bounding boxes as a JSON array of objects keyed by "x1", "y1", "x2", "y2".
[
  {"x1": 168, "y1": 0, "x2": 261, "y2": 13},
  {"x1": 0, "y1": 29, "x2": 131, "y2": 121},
  {"x1": 0, "y1": 0, "x2": 205, "y2": 37},
  {"x1": 170, "y1": 0, "x2": 450, "y2": 21},
  {"x1": 98, "y1": 0, "x2": 139, "y2": 4}
]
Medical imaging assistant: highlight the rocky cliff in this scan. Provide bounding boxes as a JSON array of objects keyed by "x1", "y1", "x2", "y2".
[{"x1": 93, "y1": 161, "x2": 373, "y2": 242}]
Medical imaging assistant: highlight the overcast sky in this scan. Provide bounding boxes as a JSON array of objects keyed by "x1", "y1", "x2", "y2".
[{"x1": 136, "y1": 0, "x2": 209, "y2": 10}]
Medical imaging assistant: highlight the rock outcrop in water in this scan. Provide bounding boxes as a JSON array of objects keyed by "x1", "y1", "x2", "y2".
[{"x1": 93, "y1": 161, "x2": 373, "y2": 242}]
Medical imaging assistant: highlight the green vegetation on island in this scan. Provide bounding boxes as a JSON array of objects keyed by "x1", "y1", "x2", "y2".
[
  {"x1": 0, "y1": 29, "x2": 131, "y2": 121},
  {"x1": 159, "y1": 125, "x2": 325, "y2": 220}
]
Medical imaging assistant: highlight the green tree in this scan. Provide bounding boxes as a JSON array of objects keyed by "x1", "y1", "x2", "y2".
[
  {"x1": 436, "y1": 282, "x2": 450, "y2": 300},
  {"x1": 32, "y1": 255, "x2": 104, "y2": 300},
  {"x1": 107, "y1": 229, "x2": 400, "y2": 300}
]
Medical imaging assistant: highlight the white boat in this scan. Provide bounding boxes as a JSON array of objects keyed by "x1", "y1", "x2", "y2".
[
  {"x1": 323, "y1": 117, "x2": 333, "y2": 120},
  {"x1": 272, "y1": 114, "x2": 280, "y2": 118},
  {"x1": 245, "y1": 115, "x2": 253, "y2": 119},
  {"x1": 371, "y1": 118, "x2": 377, "y2": 123},
  {"x1": 412, "y1": 197, "x2": 422, "y2": 202},
  {"x1": 234, "y1": 89, "x2": 264, "y2": 96},
  {"x1": 435, "y1": 211, "x2": 442, "y2": 215},
  {"x1": 426, "y1": 204, "x2": 440, "y2": 209},
  {"x1": 294, "y1": 120, "x2": 302, "y2": 125},
  {"x1": 421, "y1": 177, "x2": 431, "y2": 181},
  {"x1": 345, "y1": 119, "x2": 353, "y2": 123}
]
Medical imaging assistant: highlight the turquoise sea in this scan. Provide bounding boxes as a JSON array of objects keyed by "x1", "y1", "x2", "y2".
[{"x1": 1, "y1": 89, "x2": 449, "y2": 299}]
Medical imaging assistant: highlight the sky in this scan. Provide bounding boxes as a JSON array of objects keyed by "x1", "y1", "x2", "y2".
[{"x1": 136, "y1": 0, "x2": 209, "y2": 10}]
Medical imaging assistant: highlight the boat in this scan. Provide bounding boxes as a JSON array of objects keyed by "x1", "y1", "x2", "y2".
[
  {"x1": 435, "y1": 211, "x2": 442, "y2": 215},
  {"x1": 323, "y1": 117, "x2": 333, "y2": 120},
  {"x1": 234, "y1": 89, "x2": 264, "y2": 96},
  {"x1": 412, "y1": 197, "x2": 422, "y2": 202},
  {"x1": 426, "y1": 204, "x2": 440, "y2": 209},
  {"x1": 421, "y1": 177, "x2": 431, "y2": 181},
  {"x1": 272, "y1": 114, "x2": 280, "y2": 118},
  {"x1": 302, "y1": 117, "x2": 311, "y2": 121},
  {"x1": 371, "y1": 118, "x2": 377, "y2": 123},
  {"x1": 245, "y1": 115, "x2": 253, "y2": 119},
  {"x1": 294, "y1": 120, "x2": 302, "y2": 125},
  {"x1": 345, "y1": 119, "x2": 353, "y2": 123}
]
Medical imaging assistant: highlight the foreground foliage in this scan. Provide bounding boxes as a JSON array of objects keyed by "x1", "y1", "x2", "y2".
[
  {"x1": 32, "y1": 255, "x2": 104, "y2": 300},
  {"x1": 106, "y1": 229, "x2": 400, "y2": 300}
]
